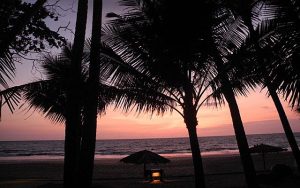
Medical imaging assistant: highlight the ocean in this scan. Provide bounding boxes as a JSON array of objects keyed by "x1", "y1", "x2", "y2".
[{"x1": 0, "y1": 133, "x2": 299, "y2": 160}]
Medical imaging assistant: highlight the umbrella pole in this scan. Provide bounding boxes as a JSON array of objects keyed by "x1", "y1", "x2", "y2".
[
  {"x1": 144, "y1": 163, "x2": 146, "y2": 178},
  {"x1": 262, "y1": 151, "x2": 266, "y2": 170}
]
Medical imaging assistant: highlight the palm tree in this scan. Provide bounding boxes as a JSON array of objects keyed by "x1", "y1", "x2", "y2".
[
  {"x1": 202, "y1": 3, "x2": 260, "y2": 187},
  {"x1": 1, "y1": 1, "x2": 90, "y2": 186},
  {"x1": 266, "y1": 0, "x2": 300, "y2": 112},
  {"x1": 210, "y1": 0, "x2": 300, "y2": 175},
  {"x1": 213, "y1": 62, "x2": 259, "y2": 188},
  {"x1": 79, "y1": 0, "x2": 102, "y2": 187},
  {"x1": 101, "y1": 1, "x2": 229, "y2": 187},
  {"x1": 236, "y1": 0, "x2": 300, "y2": 173},
  {"x1": 64, "y1": 0, "x2": 88, "y2": 186},
  {"x1": 0, "y1": 44, "x2": 86, "y2": 123},
  {"x1": 210, "y1": 32, "x2": 260, "y2": 188},
  {"x1": 0, "y1": 40, "x2": 175, "y2": 187},
  {"x1": 212, "y1": 0, "x2": 300, "y2": 174}
]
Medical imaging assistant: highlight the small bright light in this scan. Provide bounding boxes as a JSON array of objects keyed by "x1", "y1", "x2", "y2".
[
  {"x1": 150, "y1": 170, "x2": 163, "y2": 184},
  {"x1": 152, "y1": 172, "x2": 161, "y2": 178}
]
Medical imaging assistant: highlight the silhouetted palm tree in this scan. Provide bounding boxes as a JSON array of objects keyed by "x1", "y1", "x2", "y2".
[
  {"x1": 209, "y1": 5, "x2": 259, "y2": 187},
  {"x1": 217, "y1": 0, "x2": 300, "y2": 173},
  {"x1": 266, "y1": 0, "x2": 300, "y2": 112},
  {"x1": 102, "y1": 1, "x2": 228, "y2": 187},
  {"x1": 79, "y1": 0, "x2": 102, "y2": 187},
  {"x1": 0, "y1": 44, "x2": 85, "y2": 122},
  {"x1": 64, "y1": 0, "x2": 88, "y2": 186},
  {"x1": 0, "y1": 41, "x2": 174, "y2": 188},
  {"x1": 0, "y1": 1, "x2": 172, "y2": 187},
  {"x1": 238, "y1": 0, "x2": 300, "y2": 173}
]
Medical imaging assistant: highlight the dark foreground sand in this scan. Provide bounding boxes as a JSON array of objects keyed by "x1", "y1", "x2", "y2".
[{"x1": 0, "y1": 152, "x2": 299, "y2": 188}]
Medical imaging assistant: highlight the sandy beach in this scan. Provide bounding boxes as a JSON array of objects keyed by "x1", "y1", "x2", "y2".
[{"x1": 0, "y1": 152, "x2": 299, "y2": 188}]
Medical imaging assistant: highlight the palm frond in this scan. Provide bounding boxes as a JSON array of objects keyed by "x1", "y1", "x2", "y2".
[
  {"x1": 101, "y1": 0, "x2": 224, "y2": 118},
  {"x1": 0, "y1": 83, "x2": 22, "y2": 117},
  {"x1": 0, "y1": 51, "x2": 15, "y2": 88},
  {"x1": 255, "y1": 0, "x2": 300, "y2": 109},
  {"x1": 102, "y1": 83, "x2": 174, "y2": 116},
  {"x1": 0, "y1": 79, "x2": 66, "y2": 124},
  {"x1": 22, "y1": 79, "x2": 66, "y2": 124}
]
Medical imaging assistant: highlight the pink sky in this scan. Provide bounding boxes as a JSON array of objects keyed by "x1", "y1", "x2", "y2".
[
  {"x1": 0, "y1": 0, "x2": 299, "y2": 141},
  {"x1": 1, "y1": 88, "x2": 299, "y2": 141}
]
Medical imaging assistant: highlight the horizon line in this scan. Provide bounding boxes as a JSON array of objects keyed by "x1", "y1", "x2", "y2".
[{"x1": 1, "y1": 131, "x2": 299, "y2": 142}]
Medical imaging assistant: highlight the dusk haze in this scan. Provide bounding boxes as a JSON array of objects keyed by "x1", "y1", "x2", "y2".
[{"x1": 1, "y1": 90, "x2": 300, "y2": 141}]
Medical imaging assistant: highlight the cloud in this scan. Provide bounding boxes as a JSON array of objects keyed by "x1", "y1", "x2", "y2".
[{"x1": 197, "y1": 118, "x2": 300, "y2": 137}]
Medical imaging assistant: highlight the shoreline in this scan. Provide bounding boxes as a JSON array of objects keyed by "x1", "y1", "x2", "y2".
[
  {"x1": 0, "y1": 150, "x2": 243, "y2": 162},
  {"x1": 1, "y1": 132, "x2": 299, "y2": 142}
]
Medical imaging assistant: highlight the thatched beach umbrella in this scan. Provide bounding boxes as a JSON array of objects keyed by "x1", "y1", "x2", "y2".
[
  {"x1": 249, "y1": 143, "x2": 287, "y2": 170},
  {"x1": 120, "y1": 150, "x2": 170, "y2": 177}
]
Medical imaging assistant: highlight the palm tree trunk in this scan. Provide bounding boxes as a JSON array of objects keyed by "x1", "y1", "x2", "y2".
[
  {"x1": 186, "y1": 124, "x2": 205, "y2": 188},
  {"x1": 64, "y1": 0, "x2": 88, "y2": 187},
  {"x1": 212, "y1": 43, "x2": 259, "y2": 187},
  {"x1": 64, "y1": 116, "x2": 82, "y2": 187},
  {"x1": 79, "y1": 0, "x2": 102, "y2": 187},
  {"x1": 0, "y1": 0, "x2": 47, "y2": 56},
  {"x1": 267, "y1": 84, "x2": 300, "y2": 172},
  {"x1": 183, "y1": 86, "x2": 205, "y2": 188},
  {"x1": 221, "y1": 78, "x2": 259, "y2": 188}
]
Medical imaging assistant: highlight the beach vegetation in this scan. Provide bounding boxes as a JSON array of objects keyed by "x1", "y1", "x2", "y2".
[{"x1": 0, "y1": 0, "x2": 65, "y2": 88}]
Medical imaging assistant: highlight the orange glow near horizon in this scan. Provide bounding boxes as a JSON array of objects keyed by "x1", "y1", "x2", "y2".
[
  {"x1": 1, "y1": 88, "x2": 299, "y2": 141},
  {"x1": 1, "y1": 0, "x2": 299, "y2": 141}
]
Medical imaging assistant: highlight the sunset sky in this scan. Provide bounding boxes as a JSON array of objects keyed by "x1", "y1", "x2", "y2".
[{"x1": 0, "y1": 0, "x2": 299, "y2": 141}]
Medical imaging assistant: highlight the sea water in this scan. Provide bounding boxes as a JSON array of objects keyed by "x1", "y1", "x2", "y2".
[{"x1": 0, "y1": 133, "x2": 299, "y2": 160}]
